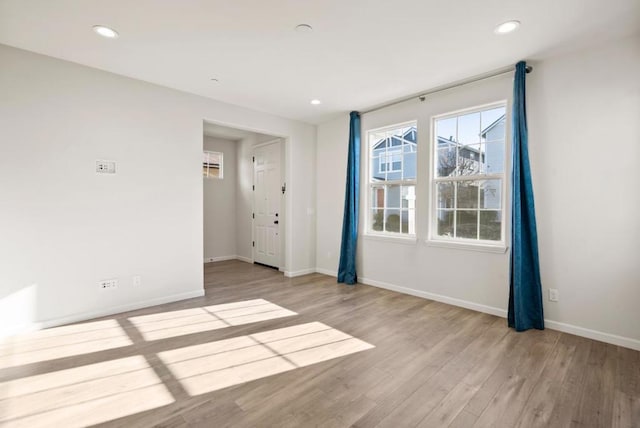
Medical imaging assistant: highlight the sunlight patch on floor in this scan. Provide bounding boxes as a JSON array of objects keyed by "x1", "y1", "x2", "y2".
[
  {"x1": 0, "y1": 319, "x2": 132, "y2": 369},
  {"x1": 0, "y1": 355, "x2": 174, "y2": 428},
  {"x1": 158, "y1": 322, "x2": 374, "y2": 396},
  {"x1": 129, "y1": 299, "x2": 297, "y2": 341}
]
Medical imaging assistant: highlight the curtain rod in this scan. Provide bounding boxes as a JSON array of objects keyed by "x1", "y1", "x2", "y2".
[{"x1": 361, "y1": 64, "x2": 533, "y2": 115}]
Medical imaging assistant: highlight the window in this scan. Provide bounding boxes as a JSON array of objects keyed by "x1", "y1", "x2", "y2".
[
  {"x1": 368, "y1": 122, "x2": 417, "y2": 236},
  {"x1": 203, "y1": 151, "x2": 223, "y2": 179},
  {"x1": 431, "y1": 103, "x2": 506, "y2": 245},
  {"x1": 379, "y1": 149, "x2": 402, "y2": 172}
]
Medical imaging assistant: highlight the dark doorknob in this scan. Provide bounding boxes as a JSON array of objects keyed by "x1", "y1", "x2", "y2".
[{"x1": 274, "y1": 220, "x2": 279, "y2": 224}]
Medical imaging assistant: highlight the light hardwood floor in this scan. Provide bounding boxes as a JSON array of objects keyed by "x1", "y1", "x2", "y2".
[{"x1": 1, "y1": 260, "x2": 638, "y2": 427}]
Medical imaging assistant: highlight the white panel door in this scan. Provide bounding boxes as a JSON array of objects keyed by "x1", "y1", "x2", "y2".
[{"x1": 253, "y1": 142, "x2": 281, "y2": 268}]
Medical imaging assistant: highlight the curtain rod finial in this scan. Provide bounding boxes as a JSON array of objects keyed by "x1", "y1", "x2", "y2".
[{"x1": 525, "y1": 65, "x2": 533, "y2": 73}]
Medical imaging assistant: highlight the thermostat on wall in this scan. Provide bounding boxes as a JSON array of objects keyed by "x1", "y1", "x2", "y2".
[{"x1": 96, "y1": 160, "x2": 116, "y2": 174}]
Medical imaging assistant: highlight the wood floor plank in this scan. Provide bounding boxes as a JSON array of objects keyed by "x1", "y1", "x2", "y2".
[
  {"x1": 447, "y1": 329, "x2": 530, "y2": 421},
  {"x1": 1, "y1": 260, "x2": 637, "y2": 428},
  {"x1": 571, "y1": 341, "x2": 618, "y2": 427},
  {"x1": 374, "y1": 315, "x2": 508, "y2": 428},
  {"x1": 514, "y1": 333, "x2": 580, "y2": 428},
  {"x1": 612, "y1": 345, "x2": 640, "y2": 428},
  {"x1": 354, "y1": 312, "x2": 493, "y2": 427},
  {"x1": 544, "y1": 336, "x2": 594, "y2": 428},
  {"x1": 416, "y1": 318, "x2": 515, "y2": 427},
  {"x1": 471, "y1": 329, "x2": 560, "y2": 428}
]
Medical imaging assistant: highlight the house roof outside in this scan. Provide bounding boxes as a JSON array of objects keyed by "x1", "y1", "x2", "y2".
[
  {"x1": 372, "y1": 126, "x2": 487, "y2": 156},
  {"x1": 480, "y1": 114, "x2": 506, "y2": 139},
  {"x1": 372, "y1": 127, "x2": 417, "y2": 150}
]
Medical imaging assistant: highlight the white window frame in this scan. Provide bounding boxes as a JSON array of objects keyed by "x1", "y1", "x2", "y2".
[
  {"x1": 365, "y1": 120, "x2": 418, "y2": 239},
  {"x1": 203, "y1": 150, "x2": 223, "y2": 179},
  {"x1": 427, "y1": 101, "x2": 508, "y2": 252}
]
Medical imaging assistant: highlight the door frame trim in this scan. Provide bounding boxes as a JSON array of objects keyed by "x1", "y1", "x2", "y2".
[
  {"x1": 253, "y1": 138, "x2": 282, "y2": 149},
  {"x1": 201, "y1": 119, "x2": 291, "y2": 274},
  {"x1": 252, "y1": 140, "x2": 284, "y2": 269}
]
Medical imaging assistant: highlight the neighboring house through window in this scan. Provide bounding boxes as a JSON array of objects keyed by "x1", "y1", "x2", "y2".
[
  {"x1": 379, "y1": 148, "x2": 402, "y2": 172},
  {"x1": 368, "y1": 122, "x2": 417, "y2": 236},
  {"x1": 203, "y1": 151, "x2": 223, "y2": 179},
  {"x1": 430, "y1": 103, "x2": 506, "y2": 246}
]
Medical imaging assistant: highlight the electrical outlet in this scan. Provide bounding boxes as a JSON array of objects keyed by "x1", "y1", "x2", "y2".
[
  {"x1": 96, "y1": 160, "x2": 116, "y2": 174},
  {"x1": 133, "y1": 275, "x2": 142, "y2": 286},
  {"x1": 549, "y1": 288, "x2": 559, "y2": 302},
  {"x1": 99, "y1": 279, "x2": 118, "y2": 290}
]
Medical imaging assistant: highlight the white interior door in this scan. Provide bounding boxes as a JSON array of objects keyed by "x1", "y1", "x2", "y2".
[{"x1": 253, "y1": 142, "x2": 281, "y2": 268}]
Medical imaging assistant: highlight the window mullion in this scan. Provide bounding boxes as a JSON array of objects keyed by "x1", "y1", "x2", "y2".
[
  {"x1": 385, "y1": 133, "x2": 390, "y2": 181},
  {"x1": 477, "y1": 181, "x2": 481, "y2": 240},
  {"x1": 433, "y1": 174, "x2": 501, "y2": 183},
  {"x1": 453, "y1": 181, "x2": 458, "y2": 238},
  {"x1": 400, "y1": 135, "x2": 405, "y2": 180},
  {"x1": 383, "y1": 184, "x2": 388, "y2": 232},
  {"x1": 455, "y1": 118, "x2": 459, "y2": 176},
  {"x1": 378, "y1": 180, "x2": 414, "y2": 186}
]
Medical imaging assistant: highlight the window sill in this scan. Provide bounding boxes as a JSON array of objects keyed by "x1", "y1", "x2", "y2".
[
  {"x1": 425, "y1": 239, "x2": 508, "y2": 253},
  {"x1": 363, "y1": 234, "x2": 418, "y2": 245}
]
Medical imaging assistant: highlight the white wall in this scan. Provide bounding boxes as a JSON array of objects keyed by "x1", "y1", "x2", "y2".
[
  {"x1": 528, "y1": 35, "x2": 640, "y2": 344},
  {"x1": 0, "y1": 44, "x2": 316, "y2": 335},
  {"x1": 316, "y1": 115, "x2": 350, "y2": 275},
  {"x1": 235, "y1": 135, "x2": 257, "y2": 262},
  {"x1": 290, "y1": 136, "x2": 317, "y2": 275},
  {"x1": 203, "y1": 136, "x2": 237, "y2": 261},
  {"x1": 315, "y1": 34, "x2": 640, "y2": 349}
]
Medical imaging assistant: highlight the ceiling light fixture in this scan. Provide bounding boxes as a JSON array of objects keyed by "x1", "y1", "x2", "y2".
[
  {"x1": 494, "y1": 20, "x2": 520, "y2": 35},
  {"x1": 310, "y1": 99, "x2": 321, "y2": 105},
  {"x1": 295, "y1": 24, "x2": 313, "y2": 33},
  {"x1": 93, "y1": 25, "x2": 119, "y2": 39}
]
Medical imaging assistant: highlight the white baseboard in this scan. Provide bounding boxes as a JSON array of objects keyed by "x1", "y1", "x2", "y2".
[
  {"x1": 1, "y1": 289, "x2": 205, "y2": 338},
  {"x1": 544, "y1": 319, "x2": 640, "y2": 351},
  {"x1": 315, "y1": 268, "x2": 338, "y2": 277},
  {"x1": 204, "y1": 255, "x2": 253, "y2": 264},
  {"x1": 204, "y1": 255, "x2": 237, "y2": 263},
  {"x1": 360, "y1": 276, "x2": 508, "y2": 318},
  {"x1": 284, "y1": 268, "x2": 316, "y2": 278},
  {"x1": 358, "y1": 275, "x2": 640, "y2": 351}
]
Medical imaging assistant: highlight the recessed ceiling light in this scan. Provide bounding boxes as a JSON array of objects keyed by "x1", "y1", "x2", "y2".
[
  {"x1": 295, "y1": 24, "x2": 313, "y2": 33},
  {"x1": 310, "y1": 99, "x2": 321, "y2": 105},
  {"x1": 93, "y1": 25, "x2": 119, "y2": 39},
  {"x1": 494, "y1": 20, "x2": 520, "y2": 35}
]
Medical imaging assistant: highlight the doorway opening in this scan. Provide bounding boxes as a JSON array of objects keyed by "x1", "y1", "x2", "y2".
[
  {"x1": 252, "y1": 140, "x2": 282, "y2": 268},
  {"x1": 202, "y1": 121, "x2": 286, "y2": 271}
]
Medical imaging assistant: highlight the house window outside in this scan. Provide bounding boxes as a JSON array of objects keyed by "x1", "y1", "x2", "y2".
[
  {"x1": 431, "y1": 104, "x2": 506, "y2": 245},
  {"x1": 203, "y1": 151, "x2": 223, "y2": 179},
  {"x1": 368, "y1": 122, "x2": 417, "y2": 236},
  {"x1": 379, "y1": 149, "x2": 402, "y2": 172}
]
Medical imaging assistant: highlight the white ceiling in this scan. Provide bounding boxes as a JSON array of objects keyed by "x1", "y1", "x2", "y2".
[{"x1": 1, "y1": 0, "x2": 638, "y2": 124}]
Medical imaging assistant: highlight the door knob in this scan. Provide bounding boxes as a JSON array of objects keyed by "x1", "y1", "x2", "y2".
[{"x1": 274, "y1": 220, "x2": 279, "y2": 224}]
